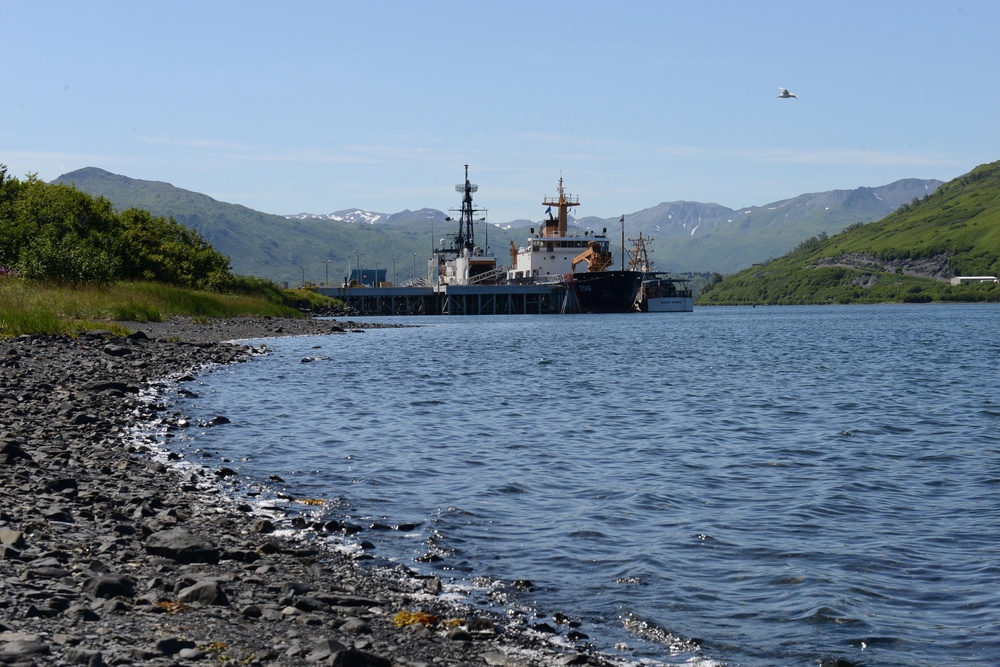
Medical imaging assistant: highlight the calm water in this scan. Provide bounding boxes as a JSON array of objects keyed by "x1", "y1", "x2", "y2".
[{"x1": 161, "y1": 305, "x2": 1000, "y2": 667}]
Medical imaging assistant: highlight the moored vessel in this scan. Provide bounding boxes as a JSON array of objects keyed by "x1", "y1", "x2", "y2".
[
  {"x1": 627, "y1": 231, "x2": 694, "y2": 312},
  {"x1": 430, "y1": 165, "x2": 503, "y2": 287},
  {"x1": 507, "y1": 177, "x2": 641, "y2": 313},
  {"x1": 636, "y1": 276, "x2": 694, "y2": 312}
]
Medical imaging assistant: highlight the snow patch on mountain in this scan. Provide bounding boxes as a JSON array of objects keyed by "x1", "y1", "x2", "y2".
[{"x1": 286, "y1": 209, "x2": 386, "y2": 224}]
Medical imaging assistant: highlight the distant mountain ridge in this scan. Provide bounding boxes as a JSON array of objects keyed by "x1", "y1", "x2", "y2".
[
  {"x1": 52, "y1": 167, "x2": 943, "y2": 283},
  {"x1": 698, "y1": 160, "x2": 1000, "y2": 305}
]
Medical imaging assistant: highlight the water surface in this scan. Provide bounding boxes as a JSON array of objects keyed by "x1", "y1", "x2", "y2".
[{"x1": 165, "y1": 305, "x2": 1000, "y2": 666}]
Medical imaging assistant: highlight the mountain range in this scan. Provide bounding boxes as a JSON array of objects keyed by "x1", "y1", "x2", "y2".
[
  {"x1": 698, "y1": 159, "x2": 1000, "y2": 305},
  {"x1": 52, "y1": 167, "x2": 942, "y2": 286}
]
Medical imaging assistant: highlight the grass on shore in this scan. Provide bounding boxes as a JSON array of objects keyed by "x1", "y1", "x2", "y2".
[{"x1": 0, "y1": 279, "x2": 314, "y2": 338}]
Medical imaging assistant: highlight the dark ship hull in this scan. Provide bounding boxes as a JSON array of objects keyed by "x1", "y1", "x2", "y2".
[{"x1": 559, "y1": 270, "x2": 642, "y2": 314}]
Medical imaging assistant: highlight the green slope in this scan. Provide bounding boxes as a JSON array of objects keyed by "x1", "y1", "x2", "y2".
[
  {"x1": 53, "y1": 167, "x2": 942, "y2": 284},
  {"x1": 698, "y1": 160, "x2": 1000, "y2": 305},
  {"x1": 51, "y1": 168, "x2": 449, "y2": 286}
]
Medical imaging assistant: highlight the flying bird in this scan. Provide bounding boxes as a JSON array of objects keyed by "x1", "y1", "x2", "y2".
[{"x1": 777, "y1": 87, "x2": 798, "y2": 100}]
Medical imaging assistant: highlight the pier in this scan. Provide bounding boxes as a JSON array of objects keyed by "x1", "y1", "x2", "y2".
[{"x1": 316, "y1": 283, "x2": 567, "y2": 316}]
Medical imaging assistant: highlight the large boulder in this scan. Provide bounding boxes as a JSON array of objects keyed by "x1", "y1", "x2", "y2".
[{"x1": 144, "y1": 529, "x2": 220, "y2": 564}]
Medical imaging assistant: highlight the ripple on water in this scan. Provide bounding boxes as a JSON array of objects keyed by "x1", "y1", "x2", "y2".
[{"x1": 168, "y1": 307, "x2": 1000, "y2": 667}]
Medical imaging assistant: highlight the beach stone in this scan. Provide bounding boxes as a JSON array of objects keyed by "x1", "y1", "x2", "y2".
[
  {"x1": 145, "y1": 528, "x2": 220, "y2": 564},
  {"x1": 44, "y1": 505, "x2": 75, "y2": 523},
  {"x1": 0, "y1": 324, "x2": 600, "y2": 667},
  {"x1": 178, "y1": 647, "x2": 207, "y2": 660},
  {"x1": 82, "y1": 574, "x2": 136, "y2": 599},
  {"x1": 339, "y1": 618, "x2": 371, "y2": 634},
  {"x1": 306, "y1": 639, "x2": 347, "y2": 662},
  {"x1": 177, "y1": 579, "x2": 230, "y2": 606},
  {"x1": 482, "y1": 653, "x2": 511, "y2": 667},
  {"x1": 43, "y1": 478, "x2": 79, "y2": 493},
  {"x1": 64, "y1": 648, "x2": 105, "y2": 666},
  {"x1": 447, "y1": 627, "x2": 473, "y2": 642},
  {"x1": 250, "y1": 519, "x2": 275, "y2": 533},
  {"x1": 0, "y1": 441, "x2": 33, "y2": 464},
  {"x1": 0, "y1": 639, "x2": 51, "y2": 657},
  {"x1": 0, "y1": 545, "x2": 21, "y2": 559},
  {"x1": 154, "y1": 637, "x2": 196, "y2": 656},
  {"x1": 282, "y1": 581, "x2": 311, "y2": 596},
  {"x1": 328, "y1": 648, "x2": 391, "y2": 667},
  {"x1": 65, "y1": 604, "x2": 102, "y2": 622},
  {"x1": 0, "y1": 529, "x2": 25, "y2": 549}
]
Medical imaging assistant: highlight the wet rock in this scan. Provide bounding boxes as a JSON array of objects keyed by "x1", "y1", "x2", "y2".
[
  {"x1": 447, "y1": 627, "x2": 473, "y2": 642},
  {"x1": 0, "y1": 324, "x2": 607, "y2": 667}
]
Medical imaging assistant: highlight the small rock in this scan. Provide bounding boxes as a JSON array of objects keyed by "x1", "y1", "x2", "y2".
[
  {"x1": 154, "y1": 637, "x2": 196, "y2": 656},
  {"x1": 305, "y1": 638, "x2": 347, "y2": 663},
  {"x1": 81, "y1": 574, "x2": 136, "y2": 599},
  {"x1": 64, "y1": 648, "x2": 105, "y2": 666},
  {"x1": 328, "y1": 648, "x2": 391, "y2": 667},
  {"x1": 339, "y1": 617, "x2": 371, "y2": 634},
  {"x1": 145, "y1": 528, "x2": 220, "y2": 564},
  {"x1": 177, "y1": 580, "x2": 230, "y2": 606},
  {"x1": 447, "y1": 627, "x2": 473, "y2": 642}
]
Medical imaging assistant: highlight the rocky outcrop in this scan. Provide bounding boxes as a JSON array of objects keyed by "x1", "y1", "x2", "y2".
[{"x1": 812, "y1": 251, "x2": 954, "y2": 282}]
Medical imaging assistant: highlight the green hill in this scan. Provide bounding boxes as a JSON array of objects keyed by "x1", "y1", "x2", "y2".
[
  {"x1": 698, "y1": 160, "x2": 1000, "y2": 305},
  {"x1": 53, "y1": 168, "x2": 941, "y2": 285},
  {"x1": 52, "y1": 168, "x2": 519, "y2": 286}
]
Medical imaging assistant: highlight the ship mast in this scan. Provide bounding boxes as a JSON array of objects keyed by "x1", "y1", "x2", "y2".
[
  {"x1": 448, "y1": 164, "x2": 487, "y2": 253},
  {"x1": 541, "y1": 177, "x2": 580, "y2": 237},
  {"x1": 627, "y1": 231, "x2": 654, "y2": 272}
]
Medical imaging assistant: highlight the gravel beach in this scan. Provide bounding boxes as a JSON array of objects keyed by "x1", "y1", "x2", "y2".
[{"x1": 0, "y1": 317, "x2": 621, "y2": 667}]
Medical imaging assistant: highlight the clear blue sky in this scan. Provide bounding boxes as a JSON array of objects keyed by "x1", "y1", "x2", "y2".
[{"x1": 3, "y1": 1, "x2": 998, "y2": 223}]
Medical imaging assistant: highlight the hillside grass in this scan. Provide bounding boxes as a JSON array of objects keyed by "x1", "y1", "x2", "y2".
[
  {"x1": 698, "y1": 160, "x2": 1000, "y2": 305},
  {"x1": 0, "y1": 279, "x2": 322, "y2": 338}
]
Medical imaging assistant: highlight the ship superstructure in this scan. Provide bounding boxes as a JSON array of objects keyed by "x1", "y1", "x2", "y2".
[
  {"x1": 430, "y1": 165, "x2": 502, "y2": 287},
  {"x1": 506, "y1": 177, "x2": 640, "y2": 313}
]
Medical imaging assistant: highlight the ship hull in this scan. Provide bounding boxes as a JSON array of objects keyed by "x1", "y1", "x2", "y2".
[
  {"x1": 642, "y1": 296, "x2": 694, "y2": 312},
  {"x1": 559, "y1": 270, "x2": 642, "y2": 314}
]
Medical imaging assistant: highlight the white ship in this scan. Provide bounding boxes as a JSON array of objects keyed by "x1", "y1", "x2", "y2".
[
  {"x1": 429, "y1": 166, "x2": 503, "y2": 287},
  {"x1": 627, "y1": 232, "x2": 694, "y2": 312},
  {"x1": 507, "y1": 177, "x2": 641, "y2": 313}
]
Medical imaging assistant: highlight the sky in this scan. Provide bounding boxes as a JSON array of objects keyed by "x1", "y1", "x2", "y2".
[{"x1": 2, "y1": 1, "x2": 999, "y2": 223}]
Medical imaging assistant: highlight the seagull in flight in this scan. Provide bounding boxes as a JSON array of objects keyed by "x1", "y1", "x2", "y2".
[{"x1": 777, "y1": 87, "x2": 798, "y2": 100}]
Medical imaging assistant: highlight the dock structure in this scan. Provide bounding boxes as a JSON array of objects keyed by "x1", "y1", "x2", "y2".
[{"x1": 317, "y1": 283, "x2": 567, "y2": 316}]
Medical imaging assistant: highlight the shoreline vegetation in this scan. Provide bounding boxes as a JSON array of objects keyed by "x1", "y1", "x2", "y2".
[
  {"x1": 0, "y1": 279, "x2": 343, "y2": 339},
  {"x1": 1, "y1": 314, "x2": 638, "y2": 667}
]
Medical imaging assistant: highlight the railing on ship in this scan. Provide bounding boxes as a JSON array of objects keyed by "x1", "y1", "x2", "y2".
[{"x1": 467, "y1": 266, "x2": 509, "y2": 285}]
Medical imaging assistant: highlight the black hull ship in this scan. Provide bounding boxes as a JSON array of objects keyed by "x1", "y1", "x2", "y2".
[{"x1": 507, "y1": 177, "x2": 640, "y2": 313}]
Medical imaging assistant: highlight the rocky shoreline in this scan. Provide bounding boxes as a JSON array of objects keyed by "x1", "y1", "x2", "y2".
[{"x1": 1, "y1": 317, "x2": 626, "y2": 667}]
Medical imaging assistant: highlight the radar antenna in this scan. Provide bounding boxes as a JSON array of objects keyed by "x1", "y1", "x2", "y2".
[{"x1": 447, "y1": 164, "x2": 487, "y2": 253}]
